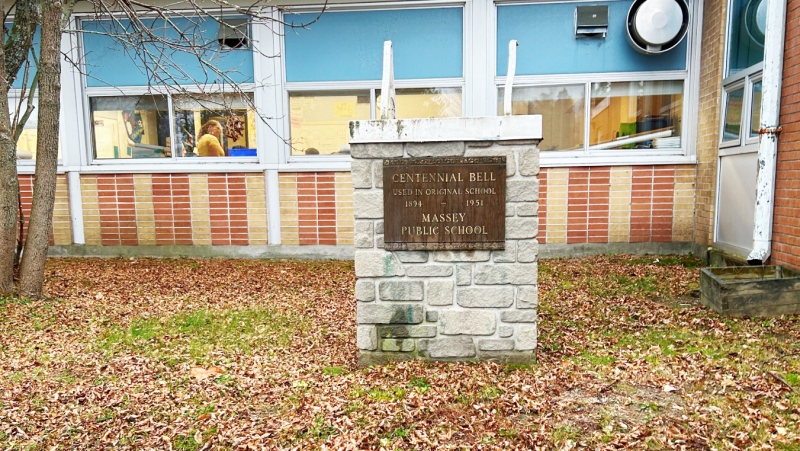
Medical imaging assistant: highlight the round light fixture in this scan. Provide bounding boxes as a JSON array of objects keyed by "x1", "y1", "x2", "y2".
[{"x1": 626, "y1": 0, "x2": 690, "y2": 54}]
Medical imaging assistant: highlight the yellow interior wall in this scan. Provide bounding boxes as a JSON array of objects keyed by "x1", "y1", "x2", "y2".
[
  {"x1": 377, "y1": 92, "x2": 462, "y2": 119},
  {"x1": 290, "y1": 94, "x2": 371, "y2": 155}
]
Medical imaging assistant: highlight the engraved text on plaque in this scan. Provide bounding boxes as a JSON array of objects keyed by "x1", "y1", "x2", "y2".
[{"x1": 383, "y1": 157, "x2": 506, "y2": 250}]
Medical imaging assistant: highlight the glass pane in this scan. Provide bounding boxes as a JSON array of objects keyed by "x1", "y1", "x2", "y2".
[
  {"x1": 11, "y1": 98, "x2": 63, "y2": 161},
  {"x1": 749, "y1": 80, "x2": 762, "y2": 138},
  {"x1": 498, "y1": 85, "x2": 585, "y2": 151},
  {"x1": 727, "y1": 0, "x2": 766, "y2": 76},
  {"x1": 174, "y1": 93, "x2": 257, "y2": 157},
  {"x1": 589, "y1": 80, "x2": 683, "y2": 150},
  {"x1": 289, "y1": 91, "x2": 370, "y2": 156},
  {"x1": 82, "y1": 17, "x2": 254, "y2": 88},
  {"x1": 284, "y1": 8, "x2": 463, "y2": 82},
  {"x1": 376, "y1": 88, "x2": 462, "y2": 119},
  {"x1": 91, "y1": 95, "x2": 170, "y2": 159},
  {"x1": 723, "y1": 87, "x2": 745, "y2": 142}
]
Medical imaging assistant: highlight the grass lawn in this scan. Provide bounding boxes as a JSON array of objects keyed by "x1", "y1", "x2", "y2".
[{"x1": 0, "y1": 255, "x2": 798, "y2": 450}]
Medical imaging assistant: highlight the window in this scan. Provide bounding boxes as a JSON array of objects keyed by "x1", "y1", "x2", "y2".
[
  {"x1": 498, "y1": 85, "x2": 584, "y2": 151},
  {"x1": 90, "y1": 92, "x2": 257, "y2": 160},
  {"x1": 376, "y1": 88, "x2": 462, "y2": 120},
  {"x1": 726, "y1": 0, "x2": 765, "y2": 77},
  {"x1": 283, "y1": 7, "x2": 464, "y2": 157},
  {"x1": 91, "y1": 95, "x2": 170, "y2": 159},
  {"x1": 289, "y1": 91, "x2": 371, "y2": 156},
  {"x1": 589, "y1": 81, "x2": 683, "y2": 150},
  {"x1": 81, "y1": 17, "x2": 258, "y2": 162},
  {"x1": 288, "y1": 87, "x2": 463, "y2": 156},
  {"x1": 722, "y1": 86, "x2": 745, "y2": 143},
  {"x1": 9, "y1": 97, "x2": 62, "y2": 161},
  {"x1": 720, "y1": 74, "x2": 760, "y2": 147},
  {"x1": 81, "y1": 17, "x2": 253, "y2": 87},
  {"x1": 719, "y1": 0, "x2": 765, "y2": 147},
  {"x1": 499, "y1": 80, "x2": 683, "y2": 152},
  {"x1": 749, "y1": 80, "x2": 762, "y2": 138},
  {"x1": 720, "y1": 0, "x2": 767, "y2": 147},
  {"x1": 496, "y1": 2, "x2": 689, "y2": 156},
  {"x1": 496, "y1": 2, "x2": 687, "y2": 77},
  {"x1": 174, "y1": 93, "x2": 257, "y2": 157}
]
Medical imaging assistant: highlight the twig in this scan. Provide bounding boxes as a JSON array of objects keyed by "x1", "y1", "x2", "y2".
[
  {"x1": 767, "y1": 371, "x2": 799, "y2": 393},
  {"x1": 599, "y1": 379, "x2": 619, "y2": 394}
]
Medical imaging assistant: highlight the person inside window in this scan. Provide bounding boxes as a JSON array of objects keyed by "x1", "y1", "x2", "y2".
[
  {"x1": 197, "y1": 119, "x2": 225, "y2": 157},
  {"x1": 123, "y1": 110, "x2": 144, "y2": 146}
]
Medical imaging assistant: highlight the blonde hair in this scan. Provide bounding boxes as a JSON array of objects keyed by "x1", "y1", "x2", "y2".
[{"x1": 199, "y1": 120, "x2": 221, "y2": 138}]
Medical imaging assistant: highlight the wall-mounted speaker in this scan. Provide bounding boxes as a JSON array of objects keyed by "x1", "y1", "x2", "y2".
[{"x1": 626, "y1": 0, "x2": 689, "y2": 54}]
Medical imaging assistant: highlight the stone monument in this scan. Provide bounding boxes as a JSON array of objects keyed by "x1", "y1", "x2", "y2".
[{"x1": 350, "y1": 116, "x2": 542, "y2": 365}]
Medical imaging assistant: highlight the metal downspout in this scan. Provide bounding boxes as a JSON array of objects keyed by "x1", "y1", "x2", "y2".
[{"x1": 747, "y1": 0, "x2": 787, "y2": 265}]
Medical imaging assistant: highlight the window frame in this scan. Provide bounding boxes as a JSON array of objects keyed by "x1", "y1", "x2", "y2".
[
  {"x1": 76, "y1": 14, "x2": 263, "y2": 167},
  {"x1": 719, "y1": 63, "x2": 762, "y2": 150},
  {"x1": 497, "y1": 70, "x2": 689, "y2": 158},
  {"x1": 83, "y1": 85, "x2": 260, "y2": 165},
  {"x1": 492, "y1": 0, "x2": 701, "y2": 167}
]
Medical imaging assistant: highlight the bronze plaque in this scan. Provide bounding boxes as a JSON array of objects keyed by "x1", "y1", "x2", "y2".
[{"x1": 383, "y1": 157, "x2": 506, "y2": 250}]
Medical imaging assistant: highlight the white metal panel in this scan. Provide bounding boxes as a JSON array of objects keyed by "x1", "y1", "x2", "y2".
[{"x1": 716, "y1": 152, "x2": 757, "y2": 255}]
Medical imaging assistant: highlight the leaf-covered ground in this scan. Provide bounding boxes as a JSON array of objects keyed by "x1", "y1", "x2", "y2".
[{"x1": 1, "y1": 255, "x2": 798, "y2": 450}]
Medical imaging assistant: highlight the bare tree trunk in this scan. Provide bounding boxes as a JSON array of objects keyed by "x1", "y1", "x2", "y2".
[
  {"x1": 0, "y1": 103, "x2": 19, "y2": 295},
  {"x1": 18, "y1": 0, "x2": 62, "y2": 299},
  {"x1": 0, "y1": 34, "x2": 18, "y2": 294},
  {"x1": 0, "y1": 0, "x2": 40, "y2": 294}
]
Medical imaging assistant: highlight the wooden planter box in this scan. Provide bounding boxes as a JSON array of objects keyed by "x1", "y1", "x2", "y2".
[{"x1": 700, "y1": 266, "x2": 800, "y2": 316}]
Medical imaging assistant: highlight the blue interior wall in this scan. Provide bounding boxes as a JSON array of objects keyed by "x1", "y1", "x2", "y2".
[
  {"x1": 497, "y1": 0, "x2": 688, "y2": 76},
  {"x1": 284, "y1": 8, "x2": 463, "y2": 82},
  {"x1": 81, "y1": 17, "x2": 254, "y2": 87}
]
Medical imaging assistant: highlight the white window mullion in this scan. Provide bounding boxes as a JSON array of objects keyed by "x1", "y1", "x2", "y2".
[
  {"x1": 166, "y1": 94, "x2": 177, "y2": 161},
  {"x1": 252, "y1": 8, "x2": 284, "y2": 166},
  {"x1": 370, "y1": 89, "x2": 377, "y2": 120},
  {"x1": 583, "y1": 82, "x2": 591, "y2": 152}
]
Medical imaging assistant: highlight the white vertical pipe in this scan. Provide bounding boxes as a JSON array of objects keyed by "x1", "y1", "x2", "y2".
[
  {"x1": 266, "y1": 169, "x2": 281, "y2": 245},
  {"x1": 380, "y1": 41, "x2": 396, "y2": 120},
  {"x1": 747, "y1": 0, "x2": 787, "y2": 265},
  {"x1": 67, "y1": 171, "x2": 84, "y2": 245},
  {"x1": 503, "y1": 40, "x2": 518, "y2": 116}
]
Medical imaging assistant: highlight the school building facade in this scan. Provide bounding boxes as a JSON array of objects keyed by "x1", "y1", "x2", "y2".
[{"x1": 15, "y1": 0, "x2": 797, "y2": 269}]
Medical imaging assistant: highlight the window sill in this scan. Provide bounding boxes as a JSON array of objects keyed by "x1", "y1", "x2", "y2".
[
  {"x1": 541, "y1": 152, "x2": 696, "y2": 168},
  {"x1": 22, "y1": 154, "x2": 696, "y2": 174}
]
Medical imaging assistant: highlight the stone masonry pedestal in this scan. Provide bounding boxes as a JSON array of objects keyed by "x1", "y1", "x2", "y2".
[{"x1": 350, "y1": 116, "x2": 543, "y2": 365}]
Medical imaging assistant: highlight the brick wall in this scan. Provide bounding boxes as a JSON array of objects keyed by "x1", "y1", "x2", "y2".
[
  {"x1": 693, "y1": 0, "x2": 728, "y2": 251},
  {"x1": 18, "y1": 174, "x2": 72, "y2": 246},
  {"x1": 538, "y1": 165, "x2": 694, "y2": 244},
  {"x1": 771, "y1": 0, "x2": 800, "y2": 269},
  {"x1": 81, "y1": 173, "x2": 269, "y2": 246},
  {"x1": 279, "y1": 172, "x2": 354, "y2": 245}
]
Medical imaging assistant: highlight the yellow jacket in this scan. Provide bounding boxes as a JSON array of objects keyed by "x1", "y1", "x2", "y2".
[{"x1": 197, "y1": 134, "x2": 225, "y2": 157}]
